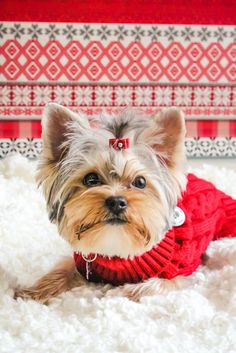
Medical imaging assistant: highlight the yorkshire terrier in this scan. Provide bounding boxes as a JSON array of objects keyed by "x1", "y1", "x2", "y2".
[{"x1": 15, "y1": 103, "x2": 236, "y2": 303}]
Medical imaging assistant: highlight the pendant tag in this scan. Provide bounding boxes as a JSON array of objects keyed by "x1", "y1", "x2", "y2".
[{"x1": 82, "y1": 254, "x2": 97, "y2": 281}]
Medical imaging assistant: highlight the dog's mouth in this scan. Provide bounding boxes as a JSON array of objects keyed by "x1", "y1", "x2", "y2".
[
  {"x1": 76, "y1": 217, "x2": 128, "y2": 239},
  {"x1": 105, "y1": 217, "x2": 127, "y2": 225}
]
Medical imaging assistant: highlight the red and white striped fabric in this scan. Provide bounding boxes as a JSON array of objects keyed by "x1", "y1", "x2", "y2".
[{"x1": 0, "y1": 0, "x2": 236, "y2": 158}]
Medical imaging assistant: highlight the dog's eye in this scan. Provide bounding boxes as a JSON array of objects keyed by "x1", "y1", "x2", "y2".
[
  {"x1": 83, "y1": 173, "x2": 101, "y2": 187},
  {"x1": 132, "y1": 176, "x2": 146, "y2": 189}
]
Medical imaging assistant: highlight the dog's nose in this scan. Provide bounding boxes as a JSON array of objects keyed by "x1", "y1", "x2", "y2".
[{"x1": 105, "y1": 196, "x2": 128, "y2": 214}]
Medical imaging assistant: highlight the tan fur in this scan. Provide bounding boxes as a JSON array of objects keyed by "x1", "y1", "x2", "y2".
[
  {"x1": 141, "y1": 108, "x2": 186, "y2": 169},
  {"x1": 61, "y1": 182, "x2": 166, "y2": 258},
  {"x1": 15, "y1": 257, "x2": 84, "y2": 303},
  {"x1": 140, "y1": 108, "x2": 187, "y2": 190}
]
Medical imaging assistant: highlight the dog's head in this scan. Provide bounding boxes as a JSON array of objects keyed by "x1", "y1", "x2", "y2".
[{"x1": 38, "y1": 104, "x2": 186, "y2": 258}]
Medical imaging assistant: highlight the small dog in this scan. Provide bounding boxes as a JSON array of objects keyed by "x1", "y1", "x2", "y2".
[{"x1": 16, "y1": 104, "x2": 236, "y2": 303}]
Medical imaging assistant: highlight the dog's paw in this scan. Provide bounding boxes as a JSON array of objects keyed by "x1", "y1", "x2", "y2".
[
  {"x1": 106, "y1": 285, "x2": 148, "y2": 301},
  {"x1": 14, "y1": 287, "x2": 49, "y2": 303},
  {"x1": 106, "y1": 276, "x2": 188, "y2": 301},
  {"x1": 14, "y1": 288, "x2": 31, "y2": 300},
  {"x1": 105, "y1": 280, "x2": 162, "y2": 302},
  {"x1": 106, "y1": 281, "x2": 164, "y2": 301}
]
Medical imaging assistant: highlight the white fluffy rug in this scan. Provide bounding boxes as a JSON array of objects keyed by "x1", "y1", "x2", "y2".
[{"x1": 1, "y1": 156, "x2": 236, "y2": 353}]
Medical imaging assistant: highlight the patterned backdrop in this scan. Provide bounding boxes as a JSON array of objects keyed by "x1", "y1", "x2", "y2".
[{"x1": 0, "y1": 1, "x2": 236, "y2": 158}]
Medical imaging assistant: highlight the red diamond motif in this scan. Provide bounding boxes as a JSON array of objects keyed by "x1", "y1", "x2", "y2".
[
  {"x1": 66, "y1": 63, "x2": 81, "y2": 80},
  {"x1": 166, "y1": 63, "x2": 182, "y2": 81},
  {"x1": 226, "y1": 44, "x2": 236, "y2": 61},
  {"x1": 107, "y1": 43, "x2": 123, "y2": 60},
  {"x1": 25, "y1": 62, "x2": 41, "y2": 80},
  {"x1": 207, "y1": 44, "x2": 223, "y2": 62},
  {"x1": 66, "y1": 42, "x2": 83, "y2": 60},
  {"x1": 186, "y1": 63, "x2": 202, "y2": 81},
  {"x1": 4, "y1": 61, "x2": 20, "y2": 79},
  {"x1": 87, "y1": 42, "x2": 103, "y2": 60},
  {"x1": 147, "y1": 43, "x2": 163, "y2": 61},
  {"x1": 86, "y1": 62, "x2": 103, "y2": 80},
  {"x1": 107, "y1": 63, "x2": 123, "y2": 80},
  {"x1": 126, "y1": 62, "x2": 143, "y2": 81},
  {"x1": 25, "y1": 41, "x2": 41, "y2": 60},
  {"x1": 207, "y1": 63, "x2": 222, "y2": 81},
  {"x1": 5, "y1": 41, "x2": 20, "y2": 59},
  {"x1": 187, "y1": 43, "x2": 204, "y2": 61},
  {"x1": 146, "y1": 63, "x2": 162, "y2": 80},
  {"x1": 45, "y1": 62, "x2": 61, "y2": 80},
  {"x1": 167, "y1": 43, "x2": 184, "y2": 61},
  {"x1": 127, "y1": 43, "x2": 143, "y2": 60},
  {"x1": 45, "y1": 41, "x2": 62, "y2": 59},
  {"x1": 225, "y1": 63, "x2": 236, "y2": 81}
]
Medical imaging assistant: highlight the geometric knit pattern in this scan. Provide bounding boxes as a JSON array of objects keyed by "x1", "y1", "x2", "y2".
[
  {"x1": 1, "y1": 0, "x2": 236, "y2": 158},
  {"x1": 2, "y1": 138, "x2": 236, "y2": 159}
]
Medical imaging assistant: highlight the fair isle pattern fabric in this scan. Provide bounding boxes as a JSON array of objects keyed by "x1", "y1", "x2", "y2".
[
  {"x1": 0, "y1": 3, "x2": 236, "y2": 158},
  {"x1": 1, "y1": 138, "x2": 236, "y2": 159},
  {"x1": 0, "y1": 84, "x2": 236, "y2": 120},
  {"x1": 1, "y1": 23, "x2": 236, "y2": 83},
  {"x1": 0, "y1": 138, "x2": 42, "y2": 159}
]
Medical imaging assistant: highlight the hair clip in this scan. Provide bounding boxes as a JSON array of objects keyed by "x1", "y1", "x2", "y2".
[{"x1": 109, "y1": 138, "x2": 130, "y2": 150}]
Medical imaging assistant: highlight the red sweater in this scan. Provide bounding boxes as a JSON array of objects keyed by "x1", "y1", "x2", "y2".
[{"x1": 74, "y1": 174, "x2": 236, "y2": 285}]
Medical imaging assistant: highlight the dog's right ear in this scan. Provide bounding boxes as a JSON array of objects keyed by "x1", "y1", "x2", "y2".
[
  {"x1": 42, "y1": 103, "x2": 89, "y2": 162},
  {"x1": 139, "y1": 108, "x2": 186, "y2": 171}
]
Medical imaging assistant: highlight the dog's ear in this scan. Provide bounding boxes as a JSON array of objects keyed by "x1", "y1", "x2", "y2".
[
  {"x1": 42, "y1": 103, "x2": 89, "y2": 162},
  {"x1": 140, "y1": 108, "x2": 186, "y2": 170}
]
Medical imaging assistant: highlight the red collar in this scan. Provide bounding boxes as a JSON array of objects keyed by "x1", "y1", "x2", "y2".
[{"x1": 74, "y1": 230, "x2": 177, "y2": 285}]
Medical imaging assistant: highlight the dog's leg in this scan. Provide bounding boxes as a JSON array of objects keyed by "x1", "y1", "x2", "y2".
[
  {"x1": 15, "y1": 257, "x2": 85, "y2": 303},
  {"x1": 106, "y1": 276, "x2": 189, "y2": 301}
]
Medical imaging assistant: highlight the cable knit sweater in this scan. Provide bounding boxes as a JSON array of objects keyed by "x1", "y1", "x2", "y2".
[{"x1": 74, "y1": 174, "x2": 236, "y2": 286}]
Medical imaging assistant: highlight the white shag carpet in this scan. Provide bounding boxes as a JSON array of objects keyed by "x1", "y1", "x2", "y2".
[{"x1": 1, "y1": 155, "x2": 236, "y2": 353}]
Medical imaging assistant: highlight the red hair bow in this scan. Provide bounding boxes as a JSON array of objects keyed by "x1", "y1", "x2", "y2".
[{"x1": 109, "y1": 138, "x2": 130, "y2": 150}]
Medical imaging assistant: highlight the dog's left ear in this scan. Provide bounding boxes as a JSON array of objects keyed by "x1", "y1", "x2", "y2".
[
  {"x1": 140, "y1": 108, "x2": 186, "y2": 171},
  {"x1": 42, "y1": 103, "x2": 90, "y2": 162}
]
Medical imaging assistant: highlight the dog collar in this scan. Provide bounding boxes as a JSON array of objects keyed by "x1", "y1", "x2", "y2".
[{"x1": 74, "y1": 230, "x2": 176, "y2": 285}]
